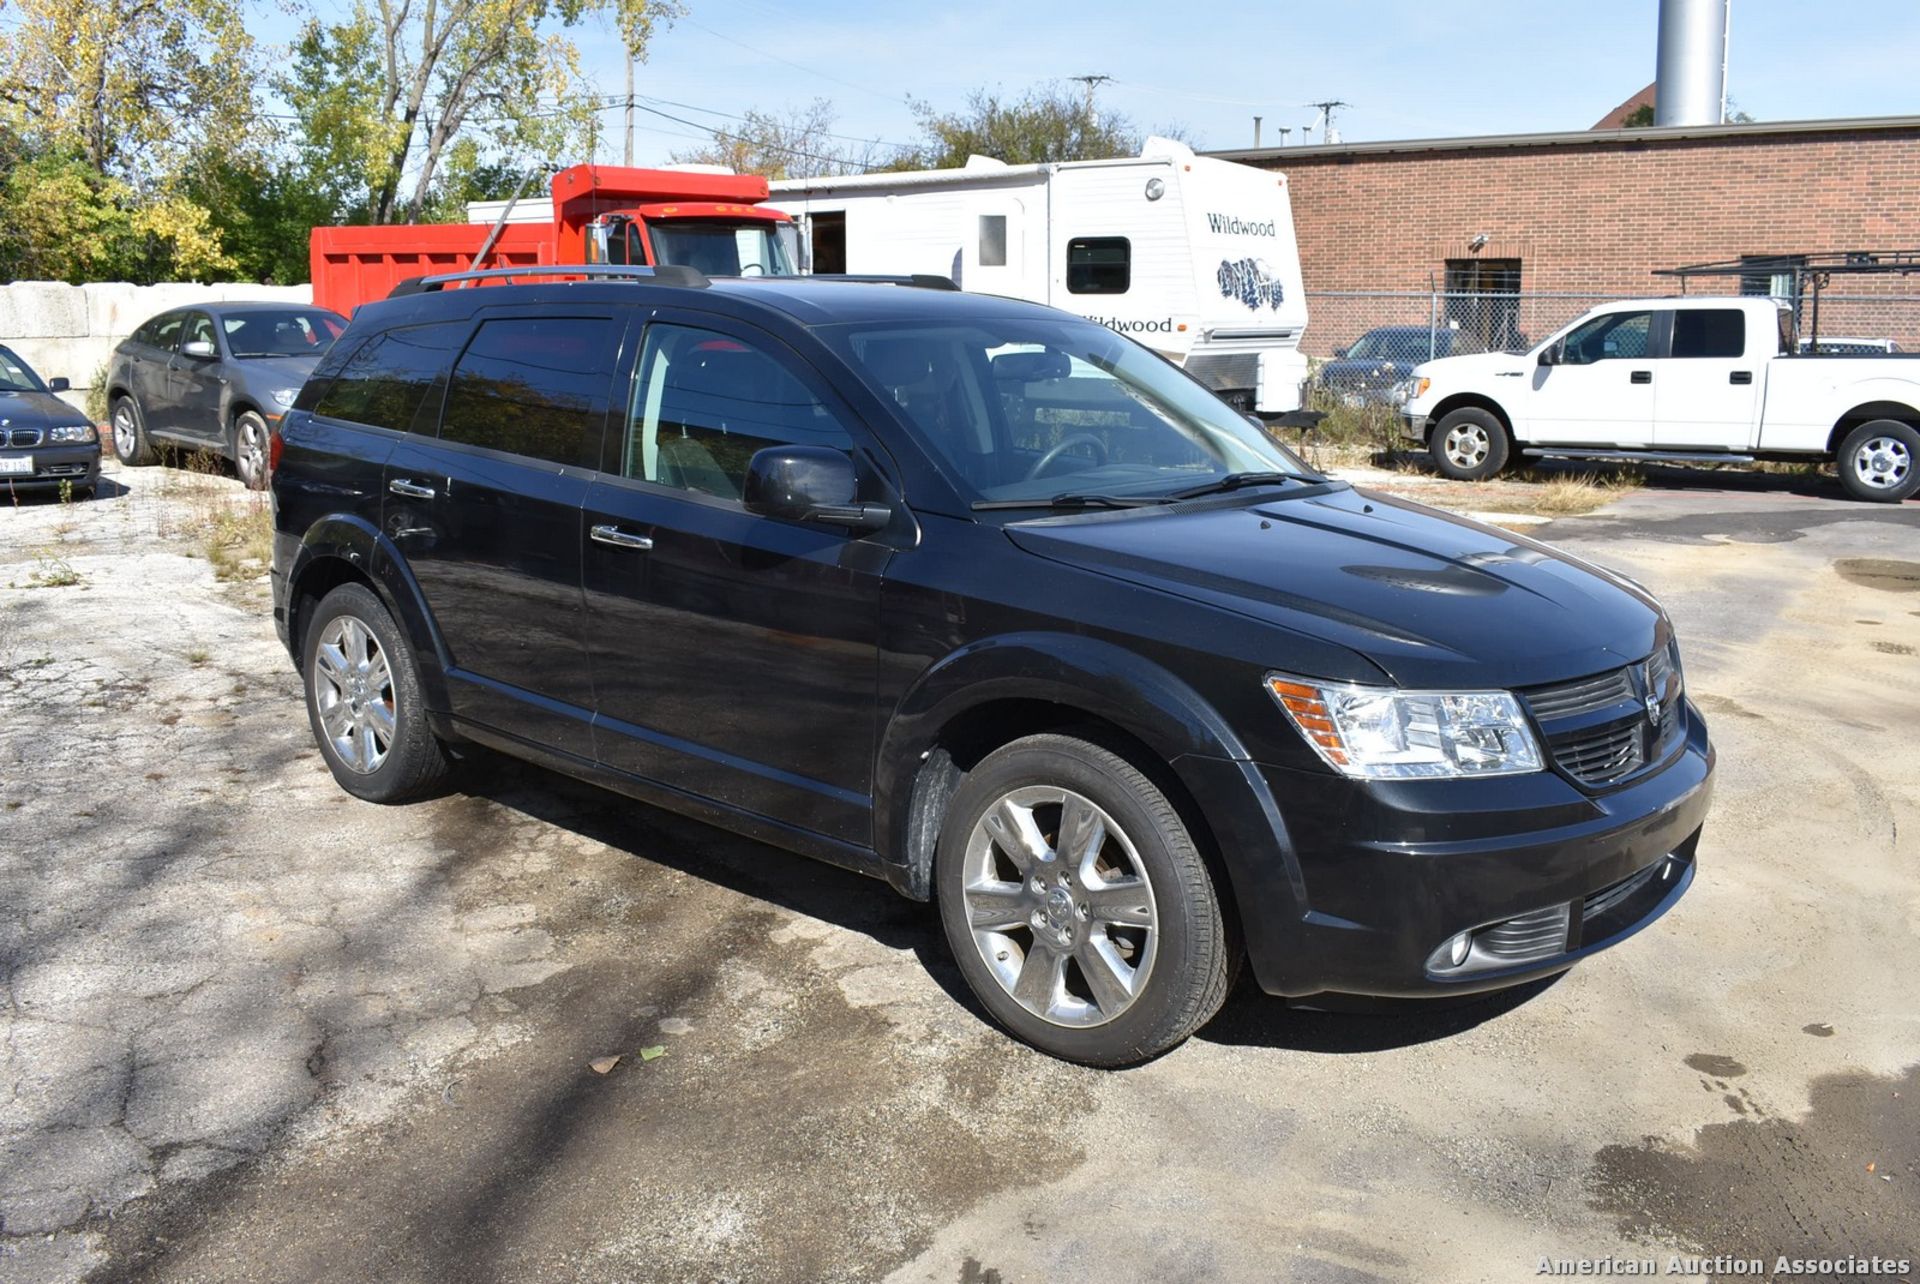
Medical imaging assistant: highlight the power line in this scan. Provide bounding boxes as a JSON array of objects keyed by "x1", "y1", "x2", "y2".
[{"x1": 677, "y1": 16, "x2": 908, "y2": 105}]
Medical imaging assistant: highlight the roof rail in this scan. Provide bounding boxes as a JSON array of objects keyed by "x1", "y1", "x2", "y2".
[
  {"x1": 805, "y1": 273, "x2": 961, "y2": 291},
  {"x1": 386, "y1": 263, "x2": 710, "y2": 298}
]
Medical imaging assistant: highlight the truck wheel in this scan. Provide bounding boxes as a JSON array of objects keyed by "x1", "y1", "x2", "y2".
[
  {"x1": 935, "y1": 734, "x2": 1234, "y2": 1067},
  {"x1": 1430, "y1": 407, "x2": 1510, "y2": 481},
  {"x1": 1837, "y1": 420, "x2": 1919, "y2": 503}
]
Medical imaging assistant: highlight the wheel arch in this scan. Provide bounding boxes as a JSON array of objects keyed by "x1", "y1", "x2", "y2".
[
  {"x1": 284, "y1": 515, "x2": 452, "y2": 711},
  {"x1": 1826, "y1": 399, "x2": 1920, "y2": 454},
  {"x1": 1426, "y1": 392, "x2": 1515, "y2": 440}
]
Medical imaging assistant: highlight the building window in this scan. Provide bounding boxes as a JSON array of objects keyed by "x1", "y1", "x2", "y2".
[
  {"x1": 979, "y1": 215, "x2": 1007, "y2": 267},
  {"x1": 1067, "y1": 237, "x2": 1130, "y2": 294},
  {"x1": 1444, "y1": 258, "x2": 1524, "y2": 352}
]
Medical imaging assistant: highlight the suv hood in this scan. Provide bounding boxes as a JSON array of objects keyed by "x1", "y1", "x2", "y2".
[
  {"x1": 0, "y1": 390, "x2": 91, "y2": 431},
  {"x1": 1005, "y1": 485, "x2": 1662, "y2": 689}
]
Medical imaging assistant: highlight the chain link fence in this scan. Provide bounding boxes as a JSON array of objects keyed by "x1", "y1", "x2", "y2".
[{"x1": 1302, "y1": 290, "x2": 1920, "y2": 403}]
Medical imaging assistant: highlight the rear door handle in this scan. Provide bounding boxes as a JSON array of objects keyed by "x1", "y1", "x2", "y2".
[
  {"x1": 1630, "y1": 370, "x2": 1652, "y2": 384},
  {"x1": 1729, "y1": 370, "x2": 1753, "y2": 385},
  {"x1": 590, "y1": 524, "x2": 653, "y2": 550},
  {"x1": 388, "y1": 478, "x2": 436, "y2": 500}
]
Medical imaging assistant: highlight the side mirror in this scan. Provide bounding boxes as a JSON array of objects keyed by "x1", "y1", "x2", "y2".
[
  {"x1": 47, "y1": 376, "x2": 69, "y2": 393},
  {"x1": 743, "y1": 445, "x2": 890, "y2": 533},
  {"x1": 181, "y1": 339, "x2": 217, "y2": 360},
  {"x1": 1333, "y1": 345, "x2": 1350, "y2": 359},
  {"x1": 1536, "y1": 344, "x2": 1558, "y2": 367}
]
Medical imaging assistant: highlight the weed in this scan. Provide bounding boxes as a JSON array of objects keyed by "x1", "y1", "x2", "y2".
[
  {"x1": 11, "y1": 549, "x2": 84, "y2": 589},
  {"x1": 204, "y1": 494, "x2": 274, "y2": 582},
  {"x1": 186, "y1": 649, "x2": 212, "y2": 665}
]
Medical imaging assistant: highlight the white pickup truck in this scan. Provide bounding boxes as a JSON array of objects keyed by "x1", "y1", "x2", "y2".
[{"x1": 1397, "y1": 295, "x2": 1920, "y2": 502}]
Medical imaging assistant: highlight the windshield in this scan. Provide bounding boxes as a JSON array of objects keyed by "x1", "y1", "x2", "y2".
[
  {"x1": 1345, "y1": 330, "x2": 1444, "y2": 362},
  {"x1": 222, "y1": 309, "x2": 347, "y2": 359},
  {"x1": 650, "y1": 220, "x2": 795, "y2": 277},
  {"x1": 0, "y1": 345, "x2": 48, "y2": 394},
  {"x1": 820, "y1": 316, "x2": 1317, "y2": 506}
]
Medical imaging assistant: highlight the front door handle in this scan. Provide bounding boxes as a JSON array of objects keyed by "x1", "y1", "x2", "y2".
[
  {"x1": 590, "y1": 524, "x2": 653, "y2": 550},
  {"x1": 388, "y1": 478, "x2": 436, "y2": 500},
  {"x1": 1729, "y1": 370, "x2": 1753, "y2": 385},
  {"x1": 1630, "y1": 370, "x2": 1652, "y2": 384}
]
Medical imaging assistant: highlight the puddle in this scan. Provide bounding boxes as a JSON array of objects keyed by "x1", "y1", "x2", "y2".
[
  {"x1": 1834, "y1": 558, "x2": 1920, "y2": 592},
  {"x1": 1590, "y1": 1063, "x2": 1918, "y2": 1261}
]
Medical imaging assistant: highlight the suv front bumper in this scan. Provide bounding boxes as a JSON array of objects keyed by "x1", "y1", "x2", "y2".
[{"x1": 1177, "y1": 699, "x2": 1714, "y2": 999}]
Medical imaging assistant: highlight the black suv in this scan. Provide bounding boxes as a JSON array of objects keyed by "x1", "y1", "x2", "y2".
[{"x1": 271, "y1": 267, "x2": 1714, "y2": 1066}]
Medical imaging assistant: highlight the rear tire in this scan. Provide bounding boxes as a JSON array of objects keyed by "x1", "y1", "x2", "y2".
[
  {"x1": 1429, "y1": 407, "x2": 1511, "y2": 481},
  {"x1": 302, "y1": 582, "x2": 451, "y2": 803},
  {"x1": 111, "y1": 396, "x2": 155, "y2": 466},
  {"x1": 1836, "y1": 419, "x2": 1919, "y2": 503},
  {"x1": 935, "y1": 734, "x2": 1234, "y2": 1067}
]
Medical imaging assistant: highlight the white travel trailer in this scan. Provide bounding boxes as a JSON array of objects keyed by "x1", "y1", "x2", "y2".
[{"x1": 768, "y1": 140, "x2": 1311, "y2": 416}]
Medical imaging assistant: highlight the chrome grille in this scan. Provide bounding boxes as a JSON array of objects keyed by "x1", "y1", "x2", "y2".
[
  {"x1": 1183, "y1": 353, "x2": 1259, "y2": 392},
  {"x1": 1477, "y1": 904, "x2": 1571, "y2": 961},
  {"x1": 2, "y1": 427, "x2": 45, "y2": 449},
  {"x1": 1549, "y1": 720, "x2": 1645, "y2": 784},
  {"x1": 1584, "y1": 862, "x2": 1662, "y2": 921},
  {"x1": 1524, "y1": 667, "x2": 1634, "y2": 719}
]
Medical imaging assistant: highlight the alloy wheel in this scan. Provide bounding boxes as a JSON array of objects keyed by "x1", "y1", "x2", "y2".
[
  {"x1": 960, "y1": 786, "x2": 1159, "y2": 1027},
  {"x1": 1444, "y1": 423, "x2": 1490, "y2": 470},
  {"x1": 311, "y1": 614, "x2": 396, "y2": 774},
  {"x1": 236, "y1": 416, "x2": 268, "y2": 487},
  {"x1": 113, "y1": 403, "x2": 137, "y2": 459},
  {"x1": 1853, "y1": 435, "x2": 1912, "y2": 491}
]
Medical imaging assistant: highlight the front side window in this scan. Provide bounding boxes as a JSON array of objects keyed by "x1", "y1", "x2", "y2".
[
  {"x1": 440, "y1": 317, "x2": 615, "y2": 465},
  {"x1": 181, "y1": 313, "x2": 216, "y2": 351},
  {"x1": 648, "y1": 221, "x2": 795, "y2": 277},
  {"x1": 1669, "y1": 309, "x2": 1745, "y2": 359},
  {"x1": 1067, "y1": 237, "x2": 1130, "y2": 294},
  {"x1": 310, "y1": 322, "x2": 466, "y2": 432},
  {"x1": 822, "y1": 316, "x2": 1311, "y2": 505},
  {"x1": 222, "y1": 309, "x2": 348, "y2": 358},
  {"x1": 1560, "y1": 311, "x2": 1652, "y2": 365},
  {"x1": 623, "y1": 323, "x2": 853, "y2": 500}
]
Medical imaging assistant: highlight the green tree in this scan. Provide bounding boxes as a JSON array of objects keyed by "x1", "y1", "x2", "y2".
[
  {"x1": 284, "y1": 0, "x2": 683, "y2": 225},
  {"x1": 898, "y1": 83, "x2": 1142, "y2": 169}
]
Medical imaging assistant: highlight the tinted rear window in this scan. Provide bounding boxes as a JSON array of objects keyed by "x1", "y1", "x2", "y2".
[
  {"x1": 309, "y1": 322, "x2": 466, "y2": 431},
  {"x1": 1670, "y1": 309, "x2": 1745, "y2": 359},
  {"x1": 439, "y1": 317, "x2": 616, "y2": 467}
]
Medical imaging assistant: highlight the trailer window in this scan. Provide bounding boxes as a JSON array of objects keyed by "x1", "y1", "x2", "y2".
[
  {"x1": 440, "y1": 317, "x2": 616, "y2": 467},
  {"x1": 979, "y1": 215, "x2": 1007, "y2": 268},
  {"x1": 1067, "y1": 238, "x2": 1130, "y2": 294},
  {"x1": 1670, "y1": 309, "x2": 1745, "y2": 359}
]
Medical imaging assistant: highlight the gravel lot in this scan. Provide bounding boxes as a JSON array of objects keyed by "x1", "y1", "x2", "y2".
[{"x1": 2, "y1": 460, "x2": 1915, "y2": 1284}]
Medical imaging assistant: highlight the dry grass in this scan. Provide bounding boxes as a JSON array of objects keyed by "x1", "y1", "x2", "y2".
[
  {"x1": 145, "y1": 449, "x2": 273, "y2": 582},
  {"x1": 204, "y1": 495, "x2": 274, "y2": 582},
  {"x1": 1512, "y1": 469, "x2": 1646, "y2": 516}
]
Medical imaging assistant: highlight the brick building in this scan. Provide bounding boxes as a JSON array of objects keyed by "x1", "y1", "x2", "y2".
[{"x1": 1211, "y1": 115, "x2": 1920, "y2": 355}]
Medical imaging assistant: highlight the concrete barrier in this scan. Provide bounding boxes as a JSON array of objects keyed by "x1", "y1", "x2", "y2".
[{"x1": 0, "y1": 280, "x2": 314, "y2": 420}]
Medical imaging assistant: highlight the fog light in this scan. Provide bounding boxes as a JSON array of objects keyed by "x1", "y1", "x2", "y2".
[{"x1": 1437, "y1": 930, "x2": 1472, "y2": 970}]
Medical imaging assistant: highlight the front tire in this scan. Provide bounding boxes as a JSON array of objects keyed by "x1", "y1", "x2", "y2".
[
  {"x1": 1837, "y1": 419, "x2": 1919, "y2": 503},
  {"x1": 935, "y1": 734, "x2": 1233, "y2": 1066},
  {"x1": 112, "y1": 396, "x2": 155, "y2": 466},
  {"x1": 302, "y1": 582, "x2": 450, "y2": 803},
  {"x1": 1429, "y1": 407, "x2": 1511, "y2": 481},
  {"x1": 233, "y1": 409, "x2": 271, "y2": 490}
]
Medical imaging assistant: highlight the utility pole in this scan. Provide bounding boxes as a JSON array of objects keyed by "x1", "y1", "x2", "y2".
[
  {"x1": 1306, "y1": 99, "x2": 1350, "y2": 144},
  {"x1": 623, "y1": 47, "x2": 635, "y2": 167},
  {"x1": 1069, "y1": 73, "x2": 1112, "y2": 119}
]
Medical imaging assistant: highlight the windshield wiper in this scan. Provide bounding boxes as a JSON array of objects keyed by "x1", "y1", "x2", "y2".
[
  {"x1": 1161, "y1": 470, "x2": 1313, "y2": 502},
  {"x1": 971, "y1": 492, "x2": 1164, "y2": 512}
]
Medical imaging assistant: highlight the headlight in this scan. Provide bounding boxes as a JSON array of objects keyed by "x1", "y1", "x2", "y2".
[
  {"x1": 47, "y1": 425, "x2": 97, "y2": 444},
  {"x1": 1265, "y1": 673, "x2": 1543, "y2": 779},
  {"x1": 1393, "y1": 377, "x2": 1431, "y2": 404},
  {"x1": 270, "y1": 388, "x2": 301, "y2": 409}
]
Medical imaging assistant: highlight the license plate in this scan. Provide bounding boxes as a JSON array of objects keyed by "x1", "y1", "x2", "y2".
[{"x1": 0, "y1": 456, "x2": 31, "y2": 476}]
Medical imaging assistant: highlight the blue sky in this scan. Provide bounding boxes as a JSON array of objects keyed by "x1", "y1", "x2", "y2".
[{"x1": 562, "y1": 0, "x2": 1920, "y2": 163}]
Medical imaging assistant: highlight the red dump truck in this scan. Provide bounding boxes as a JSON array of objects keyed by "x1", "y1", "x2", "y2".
[{"x1": 309, "y1": 164, "x2": 798, "y2": 315}]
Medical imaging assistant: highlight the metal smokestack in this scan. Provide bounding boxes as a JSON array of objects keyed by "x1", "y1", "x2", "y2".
[{"x1": 1655, "y1": 0, "x2": 1730, "y2": 126}]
